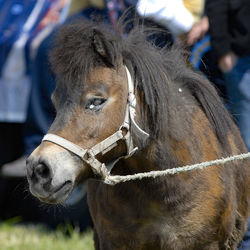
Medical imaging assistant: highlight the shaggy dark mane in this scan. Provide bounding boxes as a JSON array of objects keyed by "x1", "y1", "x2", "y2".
[{"x1": 50, "y1": 18, "x2": 235, "y2": 149}]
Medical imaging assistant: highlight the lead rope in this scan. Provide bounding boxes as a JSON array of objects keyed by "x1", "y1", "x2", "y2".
[{"x1": 103, "y1": 152, "x2": 250, "y2": 185}]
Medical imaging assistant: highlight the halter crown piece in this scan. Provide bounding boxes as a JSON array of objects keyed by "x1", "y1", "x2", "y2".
[{"x1": 42, "y1": 66, "x2": 149, "y2": 178}]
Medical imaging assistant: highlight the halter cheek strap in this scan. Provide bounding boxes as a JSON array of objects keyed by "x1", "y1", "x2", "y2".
[
  {"x1": 125, "y1": 66, "x2": 149, "y2": 141},
  {"x1": 42, "y1": 66, "x2": 149, "y2": 178}
]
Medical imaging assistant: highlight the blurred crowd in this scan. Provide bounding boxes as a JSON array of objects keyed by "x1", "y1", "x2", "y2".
[{"x1": 0, "y1": 0, "x2": 249, "y2": 248}]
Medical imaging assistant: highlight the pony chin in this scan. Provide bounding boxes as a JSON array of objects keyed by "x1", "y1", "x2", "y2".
[
  {"x1": 27, "y1": 143, "x2": 85, "y2": 204},
  {"x1": 30, "y1": 178, "x2": 74, "y2": 205}
]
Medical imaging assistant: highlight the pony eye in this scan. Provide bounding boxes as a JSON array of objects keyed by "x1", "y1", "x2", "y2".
[{"x1": 85, "y1": 98, "x2": 106, "y2": 111}]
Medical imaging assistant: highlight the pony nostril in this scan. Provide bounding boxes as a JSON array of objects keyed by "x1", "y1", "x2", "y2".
[{"x1": 35, "y1": 163, "x2": 50, "y2": 179}]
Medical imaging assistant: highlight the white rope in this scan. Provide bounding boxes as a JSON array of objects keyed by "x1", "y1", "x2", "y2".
[{"x1": 103, "y1": 152, "x2": 250, "y2": 185}]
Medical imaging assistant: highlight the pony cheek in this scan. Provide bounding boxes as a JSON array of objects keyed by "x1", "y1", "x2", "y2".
[{"x1": 103, "y1": 98, "x2": 126, "y2": 129}]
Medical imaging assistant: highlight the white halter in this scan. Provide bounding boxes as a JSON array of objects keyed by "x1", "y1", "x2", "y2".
[{"x1": 42, "y1": 66, "x2": 149, "y2": 178}]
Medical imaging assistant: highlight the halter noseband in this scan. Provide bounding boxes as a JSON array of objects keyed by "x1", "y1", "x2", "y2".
[{"x1": 42, "y1": 66, "x2": 149, "y2": 178}]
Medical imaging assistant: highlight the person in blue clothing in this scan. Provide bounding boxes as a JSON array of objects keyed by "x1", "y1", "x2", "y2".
[
  {"x1": 205, "y1": 1, "x2": 250, "y2": 249},
  {"x1": 205, "y1": 0, "x2": 250, "y2": 152},
  {"x1": 0, "y1": 0, "x2": 71, "y2": 175}
]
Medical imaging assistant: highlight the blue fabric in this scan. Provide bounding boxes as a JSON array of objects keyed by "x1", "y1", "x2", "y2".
[
  {"x1": 190, "y1": 35, "x2": 226, "y2": 97},
  {"x1": 223, "y1": 55, "x2": 250, "y2": 250},
  {"x1": 190, "y1": 35, "x2": 211, "y2": 70},
  {"x1": 223, "y1": 55, "x2": 250, "y2": 151},
  {"x1": 0, "y1": 0, "x2": 36, "y2": 71},
  {"x1": 0, "y1": 0, "x2": 52, "y2": 76},
  {"x1": 0, "y1": 0, "x2": 70, "y2": 123},
  {"x1": 238, "y1": 219, "x2": 250, "y2": 250}
]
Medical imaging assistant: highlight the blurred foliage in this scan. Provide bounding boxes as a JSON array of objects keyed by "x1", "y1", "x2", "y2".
[{"x1": 0, "y1": 219, "x2": 94, "y2": 250}]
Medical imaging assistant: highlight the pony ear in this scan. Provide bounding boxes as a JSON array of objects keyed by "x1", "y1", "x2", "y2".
[{"x1": 92, "y1": 29, "x2": 115, "y2": 66}]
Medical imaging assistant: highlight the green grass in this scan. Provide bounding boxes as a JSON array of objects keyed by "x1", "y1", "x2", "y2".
[{"x1": 0, "y1": 219, "x2": 94, "y2": 250}]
